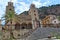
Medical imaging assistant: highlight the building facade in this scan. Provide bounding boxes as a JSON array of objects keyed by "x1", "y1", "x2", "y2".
[
  {"x1": 2, "y1": 1, "x2": 41, "y2": 39},
  {"x1": 41, "y1": 15, "x2": 60, "y2": 27}
]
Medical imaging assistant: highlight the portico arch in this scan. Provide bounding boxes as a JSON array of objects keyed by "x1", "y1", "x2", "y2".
[
  {"x1": 27, "y1": 23, "x2": 32, "y2": 29},
  {"x1": 15, "y1": 23, "x2": 20, "y2": 30},
  {"x1": 20, "y1": 23, "x2": 27, "y2": 29}
]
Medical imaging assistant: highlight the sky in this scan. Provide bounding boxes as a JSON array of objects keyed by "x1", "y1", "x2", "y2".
[{"x1": 0, "y1": 0, "x2": 60, "y2": 24}]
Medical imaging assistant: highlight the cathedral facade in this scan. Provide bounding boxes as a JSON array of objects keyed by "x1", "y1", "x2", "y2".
[
  {"x1": 2, "y1": 1, "x2": 41, "y2": 39},
  {"x1": 5, "y1": 1, "x2": 40, "y2": 30}
]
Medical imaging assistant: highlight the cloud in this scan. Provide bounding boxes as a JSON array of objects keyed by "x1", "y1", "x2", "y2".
[
  {"x1": 42, "y1": 0, "x2": 50, "y2": 6},
  {"x1": 0, "y1": 0, "x2": 9, "y2": 18},
  {"x1": 14, "y1": 1, "x2": 30, "y2": 14},
  {"x1": 14, "y1": 0, "x2": 51, "y2": 14},
  {"x1": 32, "y1": 0, "x2": 51, "y2": 8},
  {"x1": 32, "y1": 0, "x2": 42, "y2": 8},
  {"x1": 0, "y1": 0, "x2": 60, "y2": 25}
]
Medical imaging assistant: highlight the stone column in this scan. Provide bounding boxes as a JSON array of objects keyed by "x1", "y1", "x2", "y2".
[{"x1": 32, "y1": 20, "x2": 35, "y2": 29}]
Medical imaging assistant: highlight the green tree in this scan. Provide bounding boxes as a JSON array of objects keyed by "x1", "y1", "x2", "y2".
[
  {"x1": 57, "y1": 16, "x2": 60, "y2": 21},
  {"x1": 2, "y1": 9, "x2": 20, "y2": 39},
  {"x1": 5, "y1": 10, "x2": 20, "y2": 25}
]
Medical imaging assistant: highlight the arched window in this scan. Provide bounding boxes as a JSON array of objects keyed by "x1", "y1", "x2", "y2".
[
  {"x1": 34, "y1": 10, "x2": 35, "y2": 12},
  {"x1": 54, "y1": 21, "x2": 56, "y2": 23},
  {"x1": 21, "y1": 26, "x2": 25, "y2": 29},
  {"x1": 18, "y1": 34, "x2": 20, "y2": 36},
  {"x1": 21, "y1": 23, "x2": 27, "y2": 29},
  {"x1": 9, "y1": 9, "x2": 11, "y2": 10},
  {"x1": 34, "y1": 14, "x2": 36, "y2": 16},
  {"x1": 27, "y1": 23, "x2": 32, "y2": 29}
]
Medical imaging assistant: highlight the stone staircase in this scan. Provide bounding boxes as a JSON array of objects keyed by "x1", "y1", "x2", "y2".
[
  {"x1": 28, "y1": 27, "x2": 60, "y2": 40},
  {"x1": 19, "y1": 28, "x2": 37, "y2": 39}
]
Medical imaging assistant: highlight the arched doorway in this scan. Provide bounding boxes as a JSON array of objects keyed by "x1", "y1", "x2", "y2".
[
  {"x1": 15, "y1": 23, "x2": 20, "y2": 30},
  {"x1": 20, "y1": 23, "x2": 27, "y2": 29},
  {"x1": 27, "y1": 23, "x2": 32, "y2": 29}
]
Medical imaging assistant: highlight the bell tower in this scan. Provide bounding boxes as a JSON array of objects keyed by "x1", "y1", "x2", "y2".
[
  {"x1": 29, "y1": 4, "x2": 40, "y2": 29},
  {"x1": 29, "y1": 4, "x2": 39, "y2": 20},
  {"x1": 6, "y1": 0, "x2": 15, "y2": 15},
  {"x1": 5, "y1": 0, "x2": 15, "y2": 30},
  {"x1": 5, "y1": 0, "x2": 15, "y2": 24}
]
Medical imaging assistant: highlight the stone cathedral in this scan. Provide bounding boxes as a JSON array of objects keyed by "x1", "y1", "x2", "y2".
[
  {"x1": 3, "y1": 1, "x2": 41, "y2": 39},
  {"x1": 1, "y1": 0, "x2": 60, "y2": 39},
  {"x1": 5, "y1": 1, "x2": 40, "y2": 30}
]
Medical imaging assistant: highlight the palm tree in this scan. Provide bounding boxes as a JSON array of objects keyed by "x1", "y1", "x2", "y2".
[
  {"x1": 2, "y1": 9, "x2": 21, "y2": 39},
  {"x1": 5, "y1": 10, "x2": 20, "y2": 25},
  {"x1": 4, "y1": 9, "x2": 21, "y2": 27}
]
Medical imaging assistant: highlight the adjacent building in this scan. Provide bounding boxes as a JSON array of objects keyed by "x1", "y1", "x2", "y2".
[{"x1": 41, "y1": 15, "x2": 60, "y2": 27}]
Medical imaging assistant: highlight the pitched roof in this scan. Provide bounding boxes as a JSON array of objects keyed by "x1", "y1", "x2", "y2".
[{"x1": 18, "y1": 14, "x2": 31, "y2": 21}]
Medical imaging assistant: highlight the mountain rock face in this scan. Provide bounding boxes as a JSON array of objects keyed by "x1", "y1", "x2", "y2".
[{"x1": 19, "y1": 4, "x2": 60, "y2": 19}]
